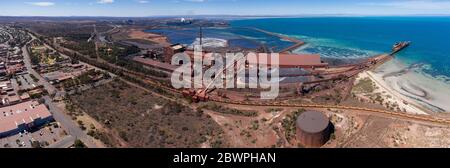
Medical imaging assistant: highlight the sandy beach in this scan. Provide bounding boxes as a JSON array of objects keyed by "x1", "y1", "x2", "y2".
[{"x1": 362, "y1": 59, "x2": 450, "y2": 114}]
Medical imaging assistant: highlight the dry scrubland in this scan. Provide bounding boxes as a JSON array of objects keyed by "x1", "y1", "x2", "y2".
[{"x1": 69, "y1": 79, "x2": 227, "y2": 148}]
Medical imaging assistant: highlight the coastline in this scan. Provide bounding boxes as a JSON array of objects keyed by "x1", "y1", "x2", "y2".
[
  {"x1": 127, "y1": 28, "x2": 171, "y2": 45},
  {"x1": 364, "y1": 59, "x2": 450, "y2": 114},
  {"x1": 139, "y1": 21, "x2": 450, "y2": 115}
]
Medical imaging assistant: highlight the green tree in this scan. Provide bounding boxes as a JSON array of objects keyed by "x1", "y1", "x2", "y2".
[{"x1": 73, "y1": 139, "x2": 86, "y2": 148}]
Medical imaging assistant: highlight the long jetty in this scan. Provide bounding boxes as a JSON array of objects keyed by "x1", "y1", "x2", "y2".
[{"x1": 249, "y1": 27, "x2": 305, "y2": 53}]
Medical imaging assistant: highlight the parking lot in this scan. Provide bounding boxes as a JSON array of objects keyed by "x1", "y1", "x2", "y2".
[
  {"x1": 0, "y1": 122, "x2": 68, "y2": 148},
  {"x1": 12, "y1": 73, "x2": 39, "y2": 90}
]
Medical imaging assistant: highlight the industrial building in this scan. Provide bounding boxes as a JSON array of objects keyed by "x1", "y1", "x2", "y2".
[
  {"x1": 0, "y1": 101, "x2": 54, "y2": 138},
  {"x1": 182, "y1": 51, "x2": 329, "y2": 69},
  {"x1": 164, "y1": 43, "x2": 186, "y2": 63},
  {"x1": 248, "y1": 53, "x2": 329, "y2": 69},
  {"x1": 296, "y1": 111, "x2": 333, "y2": 147}
]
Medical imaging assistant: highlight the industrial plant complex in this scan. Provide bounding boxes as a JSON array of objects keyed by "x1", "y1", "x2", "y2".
[{"x1": 0, "y1": 14, "x2": 449, "y2": 149}]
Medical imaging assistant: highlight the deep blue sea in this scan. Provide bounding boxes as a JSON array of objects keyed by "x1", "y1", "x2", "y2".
[
  {"x1": 147, "y1": 17, "x2": 450, "y2": 79},
  {"x1": 230, "y1": 17, "x2": 450, "y2": 79}
]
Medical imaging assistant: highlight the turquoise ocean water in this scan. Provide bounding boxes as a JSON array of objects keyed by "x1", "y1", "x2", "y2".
[
  {"x1": 231, "y1": 17, "x2": 450, "y2": 80},
  {"x1": 147, "y1": 17, "x2": 450, "y2": 81}
]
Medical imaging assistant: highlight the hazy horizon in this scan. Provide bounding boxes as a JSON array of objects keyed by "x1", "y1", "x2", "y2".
[
  {"x1": 2, "y1": 14, "x2": 450, "y2": 18},
  {"x1": 1, "y1": 0, "x2": 450, "y2": 17}
]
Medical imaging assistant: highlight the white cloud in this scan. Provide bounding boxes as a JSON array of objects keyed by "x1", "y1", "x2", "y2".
[
  {"x1": 26, "y1": 2, "x2": 55, "y2": 7},
  {"x1": 186, "y1": 0, "x2": 206, "y2": 2},
  {"x1": 360, "y1": 0, "x2": 450, "y2": 10},
  {"x1": 97, "y1": 0, "x2": 114, "y2": 4},
  {"x1": 138, "y1": 0, "x2": 149, "y2": 3}
]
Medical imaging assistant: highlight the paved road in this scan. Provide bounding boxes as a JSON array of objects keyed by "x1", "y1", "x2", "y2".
[
  {"x1": 21, "y1": 44, "x2": 57, "y2": 95},
  {"x1": 32, "y1": 32, "x2": 116, "y2": 79},
  {"x1": 43, "y1": 96, "x2": 97, "y2": 148},
  {"x1": 47, "y1": 135, "x2": 75, "y2": 148},
  {"x1": 21, "y1": 33, "x2": 98, "y2": 148}
]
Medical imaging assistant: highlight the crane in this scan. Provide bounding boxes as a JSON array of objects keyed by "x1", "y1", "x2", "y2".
[{"x1": 185, "y1": 53, "x2": 247, "y2": 102}]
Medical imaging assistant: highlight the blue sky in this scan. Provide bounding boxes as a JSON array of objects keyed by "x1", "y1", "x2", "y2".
[{"x1": 1, "y1": 0, "x2": 450, "y2": 16}]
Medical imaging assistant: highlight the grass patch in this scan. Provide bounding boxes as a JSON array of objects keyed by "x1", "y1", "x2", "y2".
[
  {"x1": 353, "y1": 77, "x2": 375, "y2": 93},
  {"x1": 265, "y1": 108, "x2": 283, "y2": 113},
  {"x1": 281, "y1": 109, "x2": 306, "y2": 142}
]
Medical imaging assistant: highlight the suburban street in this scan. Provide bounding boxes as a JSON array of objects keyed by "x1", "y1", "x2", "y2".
[
  {"x1": 47, "y1": 135, "x2": 76, "y2": 148},
  {"x1": 22, "y1": 35, "x2": 98, "y2": 148},
  {"x1": 0, "y1": 27, "x2": 13, "y2": 44},
  {"x1": 43, "y1": 96, "x2": 97, "y2": 148},
  {"x1": 21, "y1": 44, "x2": 57, "y2": 95}
]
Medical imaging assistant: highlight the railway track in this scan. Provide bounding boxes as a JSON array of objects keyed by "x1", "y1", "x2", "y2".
[
  {"x1": 97, "y1": 57, "x2": 450, "y2": 125},
  {"x1": 132, "y1": 54, "x2": 450, "y2": 126},
  {"x1": 79, "y1": 50, "x2": 447, "y2": 126},
  {"x1": 209, "y1": 98, "x2": 450, "y2": 125},
  {"x1": 148, "y1": 77, "x2": 450, "y2": 125},
  {"x1": 43, "y1": 33, "x2": 443, "y2": 126},
  {"x1": 84, "y1": 53, "x2": 450, "y2": 125},
  {"x1": 137, "y1": 77, "x2": 450, "y2": 125}
]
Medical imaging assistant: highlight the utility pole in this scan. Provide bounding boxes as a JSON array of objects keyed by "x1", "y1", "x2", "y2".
[{"x1": 199, "y1": 26, "x2": 203, "y2": 46}]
